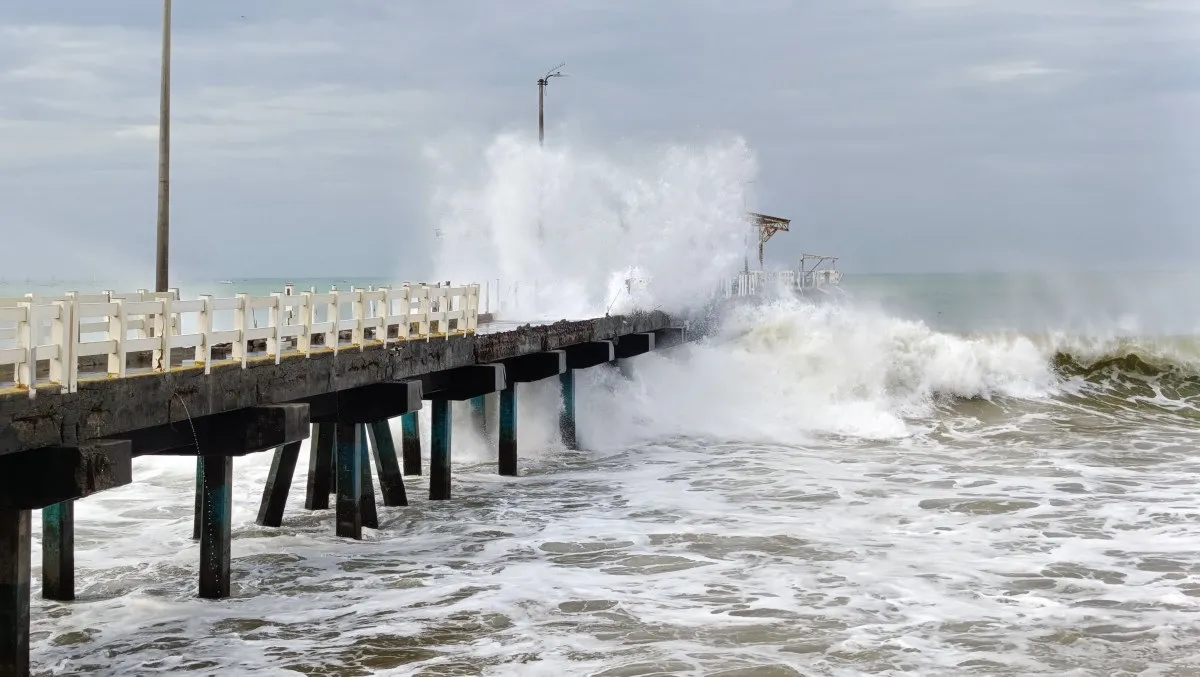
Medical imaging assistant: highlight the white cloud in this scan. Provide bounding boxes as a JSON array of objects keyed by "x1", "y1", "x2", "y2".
[{"x1": 967, "y1": 59, "x2": 1064, "y2": 83}]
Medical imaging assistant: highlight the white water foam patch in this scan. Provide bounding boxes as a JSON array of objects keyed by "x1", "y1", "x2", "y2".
[
  {"x1": 37, "y1": 417, "x2": 1200, "y2": 675},
  {"x1": 575, "y1": 298, "x2": 1062, "y2": 450},
  {"x1": 424, "y1": 132, "x2": 756, "y2": 320}
]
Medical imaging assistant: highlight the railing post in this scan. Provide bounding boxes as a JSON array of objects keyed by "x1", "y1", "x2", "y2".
[
  {"x1": 418, "y1": 286, "x2": 431, "y2": 340},
  {"x1": 269, "y1": 293, "x2": 282, "y2": 364},
  {"x1": 467, "y1": 284, "x2": 480, "y2": 333},
  {"x1": 233, "y1": 293, "x2": 248, "y2": 369},
  {"x1": 65, "y1": 293, "x2": 81, "y2": 393},
  {"x1": 398, "y1": 286, "x2": 412, "y2": 341},
  {"x1": 197, "y1": 295, "x2": 213, "y2": 374},
  {"x1": 167, "y1": 287, "x2": 181, "y2": 334},
  {"x1": 327, "y1": 289, "x2": 340, "y2": 355},
  {"x1": 299, "y1": 292, "x2": 313, "y2": 358},
  {"x1": 377, "y1": 285, "x2": 392, "y2": 344},
  {"x1": 50, "y1": 300, "x2": 71, "y2": 394},
  {"x1": 351, "y1": 288, "x2": 365, "y2": 349},
  {"x1": 15, "y1": 302, "x2": 32, "y2": 397},
  {"x1": 153, "y1": 294, "x2": 172, "y2": 372},
  {"x1": 107, "y1": 298, "x2": 127, "y2": 378}
]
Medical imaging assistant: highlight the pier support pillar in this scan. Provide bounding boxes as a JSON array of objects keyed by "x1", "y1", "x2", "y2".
[
  {"x1": 470, "y1": 396, "x2": 487, "y2": 440},
  {"x1": 192, "y1": 460, "x2": 203, "y2": 541},
  {"x1": 499, "y1": 385, "x2": 518, "y2": 477},
  {"x1": 0, "y1": 509, "x2": 30, "y2": 677},
  {"x1": 198, "y1": 456, "x2": 233, "y2": 600},
  {"x1": 357, "y1": 425, "x2": 379, "y2": 530},
  {"x1": 559, "y1": 370, "x2": 577, "y2": 450},
  {"x1": 41, "y1": 502, "x2": 74, "y2": 601},
  {"x1": 430, "y1": 400, "x2": 452, "y2": 500},
  {"x1": 366, "y1": 421, "x2": 408, "y2": 507},
  {"x1": 305, "y1": 423, "x2": 335, "y2": 510},
  {"x1": 334, "y1": 422, "x2": 363, "y2": 540},
  {"x1": 255, "y1": 442, "x2": 301, "y2": 528},
  {"x1": 401, "y1": 412, "x2": 422, "y2": 476}
]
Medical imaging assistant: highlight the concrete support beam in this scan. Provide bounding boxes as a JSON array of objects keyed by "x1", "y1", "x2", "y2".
[
  {"x1": 0, "y1": 509, "x2": 30, "y2": 677},
  {"x1": 614, "y1": 332, "x2": 655, "y2": 359},
  {"x1": 0, "y1": 440, "x2": 133, "y2": 511},
  {"x1": 401, "y1": 413, "x2": 421, "y2": 476},
  {"x1": 499, "y1": 385, "x2": 518, "y2": 477},
  {"x1": 121, "y1": 404, "x2": 311, "y2": 458},
  {"x1": 423, "y1": 364, "x2": 506, "y2": 401},
  {"x1": 305, "y1": 423, "x2": 335, "y2": 511},
  {"x1": 429, "y1": 400, "x2": 452, "y2": 500},
  {"x1": 366, "y1": 421, "x2": 408, "y2": 507},
  {"x1": 334, "y1": 422, "x2": 362, "y2": 540},
  {"x1": 40, "y1": 502, "x2": 73, "y2": 601},
  {"x1": 198, "y1": 455, "x2": 232, "y2": 600},
  {"x1": 255, "y1": 442, "x2": 301, "y2": 528},
  {"x1": 560, "y1": 370, "x2": 577, "y2": 450},
  {"x1": 499, "y1": 350, "x2": 566, "y2": 384},
  {"x1": 357, "y1": 425, "x2": 378, "y2": 530},
  {"x1": 564, "y1": 341, "x2": 615, "y2": 370},
  {"x1": 306, "y1": 382, "x2": 422, "y2": 424},
  {"x1": 653, "y1": 326, "x2": 686, "y2": 350}
]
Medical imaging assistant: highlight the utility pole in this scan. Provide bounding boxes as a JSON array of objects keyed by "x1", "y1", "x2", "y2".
[
  {"x1": 155, "y1": 0, "x2": 172, "y2": 293},
  {"x1": 536, "y1": 63, "x2": 565, "y2": 241},
  {"x1": 537, "y1": 63, "x2": 565, "y2": 146}
]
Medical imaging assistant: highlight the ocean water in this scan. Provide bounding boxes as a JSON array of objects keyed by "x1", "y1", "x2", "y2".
[
  {"x1": 11, "y1": 132, "x2": 1200, "y2": 675},
  {"x1": 18, "y1": 271, "x2": 1200, "y2": 677}
]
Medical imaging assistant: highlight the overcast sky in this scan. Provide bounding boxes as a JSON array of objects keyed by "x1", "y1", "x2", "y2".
[{"x1": 1, "y1": 0, "x2": 1196, "y2": 282}]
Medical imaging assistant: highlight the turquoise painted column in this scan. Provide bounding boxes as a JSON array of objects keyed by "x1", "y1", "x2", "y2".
[
  {"x1": 429, "y1": 400, "x2": 452, "y2": 500},
  {"x1": 401, "y1": 412, "x2": 422, "y2": 476},
  {"x1": 559, "y1": 369, "x2": 577, "y2": 450},
  {"x1": 357, "y1": 424, "x2": 378, "y2": 530},
  {"x1": 256, "y1": 442, "x2": 301, "y2": 528},
  {"x1": 305, "y1": 423, "x2": 335, "y2": 510},
  {"x1": 499, "y1": 385, "x2": 518, "y2": 476},
  {"x1": 0, "y1": 509, "x2": 31, "y2": 677},
  {"x1": 334, "y1": 421, "x2": 363, "y2": 540},
  {"x1": 366, "y1": 420, "x2": 408, "y2": 507},
  {"x1": 199, "y1": 456, "x2": 232, "y2": 600},
  {"x1": 41, "y1": 501, "x2": 74, "y2": 601}
]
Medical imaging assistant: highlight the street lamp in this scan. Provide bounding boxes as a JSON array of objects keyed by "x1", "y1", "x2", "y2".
[
  {"x1": 537, "y1": 63, "x2": 565, "y2": 146},
  {"x1": 155, "y1": 0, "x2": 172, "y2": 293}
]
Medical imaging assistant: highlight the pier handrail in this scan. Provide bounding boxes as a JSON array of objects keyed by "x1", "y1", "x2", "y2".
[{"x1": 0, "y1": 283, "x2": 480, "y2": 398}]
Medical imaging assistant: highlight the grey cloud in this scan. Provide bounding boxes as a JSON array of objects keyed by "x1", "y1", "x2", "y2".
[{"x1": 0, "y1": 0, "x2": 1195, "y2": 283}]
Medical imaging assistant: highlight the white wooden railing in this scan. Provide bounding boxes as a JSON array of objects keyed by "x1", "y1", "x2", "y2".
[
  {"x1": 719, "y1": 269, "x2": 843, "y2": 298},
  {"x1": 0, "y1": 283, "x2": 480, "y2": 398}
]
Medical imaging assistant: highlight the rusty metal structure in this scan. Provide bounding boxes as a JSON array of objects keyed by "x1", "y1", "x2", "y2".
[{"x1": 749, "y1": 212, "x2": 791, "y2": 268}]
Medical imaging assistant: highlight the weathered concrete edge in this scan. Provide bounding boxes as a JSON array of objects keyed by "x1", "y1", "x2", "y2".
[{"x1": 0, "y1": 311, "x2": 674, "y2": 456}]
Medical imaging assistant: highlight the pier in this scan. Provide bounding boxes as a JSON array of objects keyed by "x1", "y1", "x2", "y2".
[{"x1": 0, "y1": 282, "x2": 685, "y2": 677}]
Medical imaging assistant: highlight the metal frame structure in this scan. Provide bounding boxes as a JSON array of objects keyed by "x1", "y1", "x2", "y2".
[{"x1": 749, "y1": 212, "x2": 791, "y2": 268}]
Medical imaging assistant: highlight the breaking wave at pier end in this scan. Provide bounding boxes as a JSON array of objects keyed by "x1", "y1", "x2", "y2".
[{"x1": 424, "y1": 132, "x2": 757, "y2": 320}]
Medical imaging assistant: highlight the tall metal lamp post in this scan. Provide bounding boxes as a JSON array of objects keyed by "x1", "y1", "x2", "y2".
[
  {"x1": 535, "y1": 63, "x2": 565, "y2": 240},
  {"x1": 537, "y1": 63, "x2": 566, "y2": 146},
  {"x1": 155, "y1": 0, "x2": 172, "y2": 293}
]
